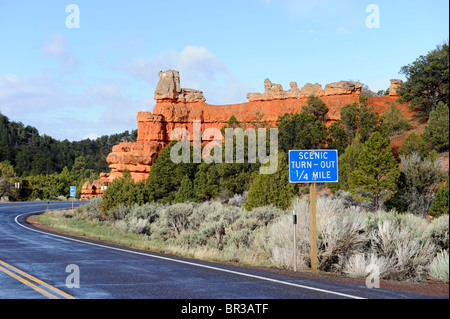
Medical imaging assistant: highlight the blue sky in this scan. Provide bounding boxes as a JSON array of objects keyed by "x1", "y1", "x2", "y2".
[{"x1": 0, "y1": 0, "x2": 448, "y2": 141}]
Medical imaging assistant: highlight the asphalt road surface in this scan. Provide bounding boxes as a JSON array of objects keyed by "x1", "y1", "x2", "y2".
[{"x1": 0, "y1": 201, "x2": 443, "y2": 302}]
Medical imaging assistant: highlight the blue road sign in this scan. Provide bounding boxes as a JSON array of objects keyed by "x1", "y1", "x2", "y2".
[
  {"x1": 70, "y1": 186, "x2": 76, "y2": 197},
  {"x1": 289, "y1": 150, "x2": 338, "y2": 183}
]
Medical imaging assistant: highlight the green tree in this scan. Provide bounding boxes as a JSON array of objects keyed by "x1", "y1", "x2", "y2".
[
  {"x1": 0, "y1": 161, "x2": 19, "y2": 200},
  {"x1": 397, "y1": 153, "x2": 446, "y2": 216},
  {"x1": 0, "y1": 161, "x2": 16, "y2": 178},
  {"x1": 357, "y1": 96, "x2": 384, "y2": 143},
  {"x1": 327, "y1": 138, "x2": 364, "y2": 194},
  {"x1": 398, "y1": 42, "x2": 449, "y2": 113},
  {"x1": 99, "y1": 170, "x2": 144, "y2": 216},
  {"x1": 244, "y1": 152, "x2": 297, "y2": 210},
  {"x1": 422, "y1": 102, "x2": 449, "y2": 152},
  {"x1": 429, "y1": 174, "x2": 449, "y2": 217},
  {"x1": 216, "y1": 162, "x2": 257, "y2": 196},
  {"x1": 327, "y1": 121, "x2": 348, "y2": 155},
  {"x1": 15, "y1": 145, "x2": 33, "y2": 176},
  {"x1": 31, "y1": 153, "x2": 49, "y2": 175},
  {"x1": 55, "y1": 166, "x2": 72, "y2": 197},
  {"x1": 377, "y1": 88, "x2": 390, "y2": 96},
  {"x1": 1, "y1": 111, "x2": 137, "y2": 178},
  {"x1": 145, "y1": 141, "x2": 198, "y2": 204},
  {"x1": 327, "y1": 97, "x2": 383, "y2": 154},
  {"x1": 219, "y1": 115, "x2": 263, "y2": 196},
  {"x1": 277, "y1": 112, "x2": 327, "y2": 154},
  {"x1": 193, "y1": 162, "x2": 220, "y2": 201},
  {"x1": 302, "y1": 95, "x2": 328, "y2": 122},
  {"x1": 399, "y1": 132, "x2": 429, "y2": 158},
  {"x1": 70, "y1": 156, "x2": 87, "y2": 182},
  {"x1": 380, "y1": 103, "x2": 411, "y2": 137},
  {"x1": 225, "y1": 115, "x2": 240, "y2": 129},
  {"x1": 349, "y1": 132, "x2": 401, "y2": 210},
  {"x1": 173, "y1": 175, "x2": 196, "y2": 203}
]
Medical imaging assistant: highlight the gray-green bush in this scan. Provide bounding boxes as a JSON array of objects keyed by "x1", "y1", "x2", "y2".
[
  {"x1": 75, "y1": 197, "x2": 104, "y2": 221},
  {"x1": 72, "y1": 194, "x2": 448, "y2": 283},
  {"x1": 429, "y1": 251, "x2": 449, "y2": 283}
]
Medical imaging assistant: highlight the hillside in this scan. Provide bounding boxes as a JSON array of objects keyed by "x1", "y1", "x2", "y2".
[{"x1": 0, "y1": 112, "x2": 137, "y2": 176}]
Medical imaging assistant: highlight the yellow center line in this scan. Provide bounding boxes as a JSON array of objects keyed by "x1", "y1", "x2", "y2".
[
  {"x1": 0, "y1": 260, "x2": 75, "y2": 299},
  {"x1": 0, "y1": 264, "x2": 59, "y2": 299}
]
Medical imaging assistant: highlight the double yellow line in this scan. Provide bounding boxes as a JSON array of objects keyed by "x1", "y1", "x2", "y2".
[{"x1": 0, "y1": 260, "x2": 75, "y2": 299}]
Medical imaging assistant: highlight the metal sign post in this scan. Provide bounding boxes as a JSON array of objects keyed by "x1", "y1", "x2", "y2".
[
  {"x1": 309, "y1": 183, "x2": 317, "y2": 273},
  {"x1": 289, "y1": 150, "x2": 338, "y2": 274},
  {"x1": 293, "y1": 210, "x2": 297, "y2": 271},
  {"x1": 70, "y1": 186, "x2": 76, "y2": 210}
]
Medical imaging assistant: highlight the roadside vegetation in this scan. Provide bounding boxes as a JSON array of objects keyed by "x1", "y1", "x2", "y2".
[
  {"x1": 17, "y1": 42, "x2": 450, "y2": 283},
  {"x1": 37, "y1": 194, "x2": 449, "y2": 283}
]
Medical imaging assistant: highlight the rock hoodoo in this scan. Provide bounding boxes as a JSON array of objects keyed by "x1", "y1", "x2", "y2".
[
  {"x1": 80, "y1": 70, "x2": 407, "y2": 200},
  {"x1": 154, "y1": 70, "x2": 205, "y2": 103},
  {"x1": 389, "y1": 79, "x2": 403, "y2": 96}
]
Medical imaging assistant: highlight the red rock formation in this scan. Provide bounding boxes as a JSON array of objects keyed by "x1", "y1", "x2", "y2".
[
  {"x1": 80, "y1": 173, "x2": 111, "y2": 200},
  {"x1": 247, "y1": 79, "x2": 363, "y2": 101},
  {"x1": 81, "y1": 71, "x2": 409, "y2": 199},
  {"x1": 389, "y1": 79, "x2": 403, "y2": 96}
]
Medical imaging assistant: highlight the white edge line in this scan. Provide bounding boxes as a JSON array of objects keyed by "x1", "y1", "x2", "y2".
[{"x1": 15, "y1": 210, "x2": 366, "y2": 300}]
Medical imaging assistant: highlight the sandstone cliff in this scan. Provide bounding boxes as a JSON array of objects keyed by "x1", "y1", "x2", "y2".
[{"x1": 80, "y1": 71, "x2": 409, "y2": 200}]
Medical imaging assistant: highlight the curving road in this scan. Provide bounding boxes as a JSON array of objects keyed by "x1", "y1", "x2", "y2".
[{"x1": 0, "y1": 202, "x2": 441, "y2": 302}]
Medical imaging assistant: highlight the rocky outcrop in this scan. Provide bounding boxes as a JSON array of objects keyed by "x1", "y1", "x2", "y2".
[
  {"x1": 299, "y1": 83, "x2": 323, "y2": 96},
  {"x1": 322, "y1": 81, "x2": 363, "y2": 96},
  {"x1": 106, "y1": 140, "x2": 163, "y2": 182},
  {"x1": 80, "y1": 173, "x2": 111, "y2": 200},
  {"x1": 389, "y1": 79, "x2": 403, "y2": 96},
  {"x1": 247, "y1": 79, "x2": 363, "y2": 101},
  {"x1": 154, "y1": 70, "x2": 205, "y2": 103},
  {"x1": 81, "y1": 71, "x2": 409, "y2": 199}
]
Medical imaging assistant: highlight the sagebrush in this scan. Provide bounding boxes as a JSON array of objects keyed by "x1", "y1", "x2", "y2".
[{"x1": 64, "y1": 195, "x2": 449, "y2": 282}]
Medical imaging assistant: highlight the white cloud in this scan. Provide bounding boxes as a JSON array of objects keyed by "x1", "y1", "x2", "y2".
[
  {"x1": 336, "y1": 26, "x2": 351, "y2": 34},
  {"x1": 0, "y1": 72, "x2": 142, "y2": 141},
  {"x1": 1, "y1": 44, "x2": 252, "y2": 141},
  {"x1": 122, "y1": 45, "x2": 253, "y2": 104},
  {"x1": 123, "y1": 45, "x2": 226, "y2": 85},
  {"x1": 0, "y1": 73, "x2": 71, "y2": 114},
  {"x1": 84, "y1": 78, "x2": 142, "y2": 127},
  {"x1": 43, "y1": 33, "x2": 78, "y2": 67},
  {"x1": 0, "y1": 31, "x2": 142, "y2": 141}
]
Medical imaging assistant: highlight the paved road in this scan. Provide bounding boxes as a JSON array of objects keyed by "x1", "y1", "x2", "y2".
[{"x1": 0, "y1": 202, "x2": 441, "y2": 302}]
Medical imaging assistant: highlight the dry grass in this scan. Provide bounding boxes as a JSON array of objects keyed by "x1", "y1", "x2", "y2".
[{"x1": 36, "y1": 196, "x2": 449, "y2": 282}]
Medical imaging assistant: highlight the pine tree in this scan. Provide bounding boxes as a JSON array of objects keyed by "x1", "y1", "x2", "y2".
[
  {"x1": 327, "y1": 138, "x2": 364, "y2": 193},
  {"x1": 174, "y1": 175, "x2": 196, "y2": 203},
  {"x1": 193, "y1": 163, "x2": 220, "y2": 201},
  {"x1": 349, "y1": 132, "x2": 401, "y2": 210},
  {"x1": 380, "y1": 103, "x2": 411, "y2": 137},
  {"x1": 399, "y1": 132, "x2": 429, "y2": 158},
  {"x1": 327, "y1": 121, "x2": 349, "y2": 155},
  {"x1": 396, "y1": 153, "x2": 445, "y2": 216},
  {"x1": 276, "y1": 112, "x2": 327, "y2": 154},
  {"x1": 301, "y1": 95, "x2": 328, "y2": 122},
  {"x1": 145, "y1": 141, "x2": 198, "y2": 203},
  {"x1": 327, "y1": 98, "x2": 383, "y2": 154},
  {"x1": 429, "y1": 174, "x2": 449, "y2": 217},
  {"x1": 422, "y1": 102, "x2": 449, "y2": 152},
  {"x1": 398, "y1": 42, "x2": 449, "y2": 113},
  {"x1": 244, "y1": 152, "x2": 297, "y2": 210}
]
